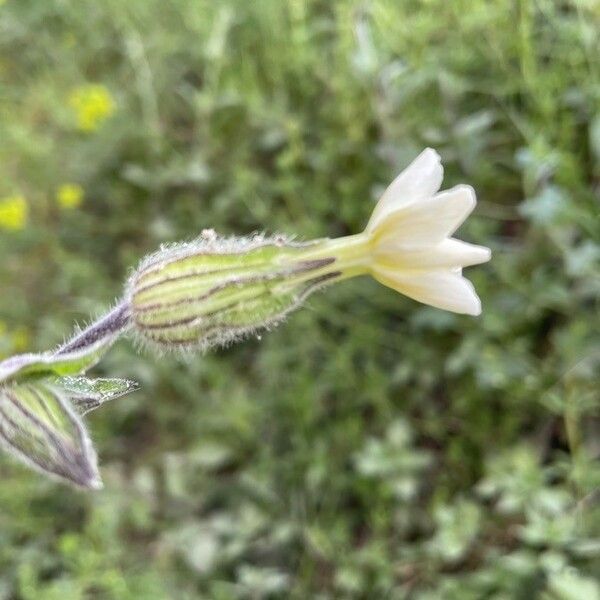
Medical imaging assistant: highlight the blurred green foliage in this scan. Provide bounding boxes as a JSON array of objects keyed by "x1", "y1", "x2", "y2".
[{"x1": 0, "y1": 0, "x2": 599, "y2": 597}]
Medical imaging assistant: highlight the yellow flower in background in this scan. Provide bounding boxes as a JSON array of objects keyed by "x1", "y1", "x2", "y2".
[
  {"x1": 0, "y1": 195, "x2": 28, "y2": 230},
  {"x1": 69, "y1": 84, "x2": 115, "y2": 132},
  {"x1": 57, "y1": 183, "x2": 84, "y2": 209}
]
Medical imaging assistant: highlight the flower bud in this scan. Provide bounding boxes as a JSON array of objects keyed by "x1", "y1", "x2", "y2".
[
  {"x1": 127, "y1": 233, "x2": 354, "y2": 351},
  {"x1": 0, "y1": 381, "x2": 101, "y2": 489}
]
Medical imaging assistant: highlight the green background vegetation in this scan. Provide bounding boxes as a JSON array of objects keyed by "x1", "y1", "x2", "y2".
[{"x1": 0, "y1": 0, "x2": 599, "y2": 597}]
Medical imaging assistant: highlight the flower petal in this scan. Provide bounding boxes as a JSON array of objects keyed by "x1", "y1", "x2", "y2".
[
  {"x1": 367, "y1": 148, "x2": 443, "y2": 231},
  {"x1": 372, "y1": 267, "x2": 482, "y2": 315},
  {"x1": 375, "y1": 238, "x2": 491, "y2": 270},
  {"x1": 372, "y1": 185, "x2": 477, "y2": 247}
]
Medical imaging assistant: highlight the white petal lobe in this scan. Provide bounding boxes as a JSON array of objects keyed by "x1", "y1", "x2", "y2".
[
  {"x1": 367, "y1": 148, "x2": 443, "y2": 231},
  {"x1": 372, "y1": 185, "x2": 477, "y2": 247},
  {"x1": 375, "y1": 238, "x2": 491, "y2": 270},
  {"x1": 372, "y1": 268, "x2": 482, "y2": 315}
]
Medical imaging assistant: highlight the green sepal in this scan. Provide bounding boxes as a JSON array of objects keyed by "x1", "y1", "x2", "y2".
[{"x1": 54, "y1": 376, "x2": 140, "y2": 415}]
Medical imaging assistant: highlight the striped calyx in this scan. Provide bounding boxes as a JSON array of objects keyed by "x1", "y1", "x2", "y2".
[
  {"x1": 0, "y1": 381, "x2": 101, "y2": 489},
  {"x1": 127, "y1": 233, "x2": 366, "y2": 351}
]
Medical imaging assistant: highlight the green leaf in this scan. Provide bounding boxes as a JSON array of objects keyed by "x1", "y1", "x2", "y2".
[
  {"x1": 54, "y1": 376, "x2": 140, "y2": 415},
  {"x1": 0, "y1": 381, "x2": 101, "y2": 489}
]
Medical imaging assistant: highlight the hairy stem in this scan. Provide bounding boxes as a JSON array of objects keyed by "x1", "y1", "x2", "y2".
[{"x1": 56, "y1": 301, "x2": 131, "y2": 355}]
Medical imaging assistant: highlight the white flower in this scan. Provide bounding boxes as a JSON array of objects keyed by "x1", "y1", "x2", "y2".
[{"x1": 366, "y1": 148, "x2": 491, "y2": 315}]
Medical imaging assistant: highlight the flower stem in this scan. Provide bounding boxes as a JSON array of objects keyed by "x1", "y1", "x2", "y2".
[{"x1": 56, "y1": 301, "x2": 131, "y2": 355}]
